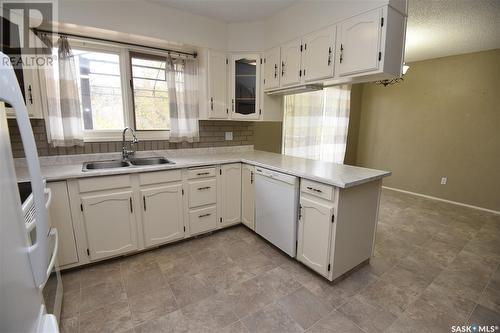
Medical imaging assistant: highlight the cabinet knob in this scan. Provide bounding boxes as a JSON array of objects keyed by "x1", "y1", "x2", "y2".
[{"x1": 281, "y1": 61, "x2": 285, "y2": 76}]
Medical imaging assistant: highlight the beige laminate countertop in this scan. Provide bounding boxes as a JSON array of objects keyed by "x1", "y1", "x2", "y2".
[{"x1": 15, "y1": 148, "x2": 391, "y2": 188}]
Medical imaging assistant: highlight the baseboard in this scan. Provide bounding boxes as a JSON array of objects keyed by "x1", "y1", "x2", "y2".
[{"x1": 382, "y1": 186, "x2": 500, "y2": 216}]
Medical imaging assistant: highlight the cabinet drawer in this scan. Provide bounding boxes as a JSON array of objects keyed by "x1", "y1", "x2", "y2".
[
  {"x1": 188, "y1": 178, "x2": 217, "y2": 208},
  {"x1": 300, "y1": 179, "x2": 334, "y2": 201},
  {"x1": 78, "y1": 175, "x2": 131, "y2": 193},
  {"x1": 189, "y1": 205, "x2": 217, "y2": 235},
  {"x1": 139, "y1": 169, "x2": 182, "y2": 185},
  {"x1": 187, "y1": 167, "x2": 216, "y2": 179}
]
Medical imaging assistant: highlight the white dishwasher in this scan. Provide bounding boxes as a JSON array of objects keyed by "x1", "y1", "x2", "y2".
[{"x1": 255, "y1": 167, "x2": 299, "y2": 257}]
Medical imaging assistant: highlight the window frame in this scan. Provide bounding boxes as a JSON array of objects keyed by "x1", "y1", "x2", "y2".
[
  {"x1": 68, "y1": 40, "x2": 172, "y2": 142},
  {"x1": 129, "y1": 51, "x2": 171, "y2": 132}
]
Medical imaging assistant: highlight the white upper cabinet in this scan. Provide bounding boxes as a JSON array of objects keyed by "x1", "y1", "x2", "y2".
[
  {"x1": 297, "y1": 195, "x2": 335, "y2": 277},
  {"x1": 280, "y1": 38, "x2": 303, "y2": 87},
  {"x1": 241, "y1": 164, "x2": 255, "y2": 230},
  {"x1": 337, "y1": 8, "x2": 383, "y2": 76},
  {"x1": 207, "y1": 50, "x2": 229, "y2": 119},
  {"x1": 219, "y1": 163, "x2": 242, "y2": 227},
  {"x1": 140, "y1": 184, "x2": 185, "y2": 248},
  {"x1": 302, "y1": 27, "x2": 336, "y2": 82},
  {"x1": 230, "y1": 54, "x2": 261, "y2": 120},
  {"x1": 81, "y1": 190, "x2": 138, "y2": 261},
  {"x1": 263, "y1": 47, "x2": 281, "y2": 90}
]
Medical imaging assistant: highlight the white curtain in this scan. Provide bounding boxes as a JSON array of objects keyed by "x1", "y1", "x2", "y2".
[
  {"x1": 167, "y1": 56, "x2": 199, "y2": 143},
  {"x1": 283, "y1": 84, "x2": 351, "y2": 164},
  {"x1": 37, "y1": 34, "x2": 83, "y2": 147}
]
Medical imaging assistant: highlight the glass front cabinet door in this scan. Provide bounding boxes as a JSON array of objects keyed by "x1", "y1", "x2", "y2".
[{"x1": 230, "y1": 54, "x2": 261, "y2": 120}]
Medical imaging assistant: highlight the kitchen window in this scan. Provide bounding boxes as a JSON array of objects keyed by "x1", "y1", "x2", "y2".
[
  {"x1": 130, "y1": 53, "x2": 170, "y2": 130},
  {"x1": 59, "y1": 40, "x2": 193, "y2": 141},
  {"x1": 73, "y1": 48, "x2": 125, "y2": 131}
]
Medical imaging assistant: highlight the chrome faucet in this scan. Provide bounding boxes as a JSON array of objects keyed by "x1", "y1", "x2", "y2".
[{"x1": 122, "y1": 127, "x2": 138, "y2": 160}]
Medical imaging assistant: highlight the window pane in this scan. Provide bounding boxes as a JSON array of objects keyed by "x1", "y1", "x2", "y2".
[
  {"x1": 73, "y1": 49, "x2": 125, "y2": 131},
  {"x1": 131, "y1": 54, "x2": 170, "y2": 130}
]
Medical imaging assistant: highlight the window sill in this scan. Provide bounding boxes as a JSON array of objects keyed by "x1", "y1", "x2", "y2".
[{"x1": 83, "y1": 130, "x2": 170, "y2": 142}]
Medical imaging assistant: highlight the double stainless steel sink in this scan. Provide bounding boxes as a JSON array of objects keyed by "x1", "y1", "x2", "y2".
[{"x1": 82, "y1": 157, "x2": 174, "y2": 172}]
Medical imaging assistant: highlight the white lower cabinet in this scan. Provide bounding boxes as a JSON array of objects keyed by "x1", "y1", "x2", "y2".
[
  {"x1": 189, "y1": 205, "x2": 217, "y2": 235},
  {"x1": 241, "y1": 164, "x2": 255, "y2": 230},
  {"x1": 47, "y1": 182, "x2": 79, "y2": 267},
  {"x1": 140, "y1": 184, "x2": 185, "y2": 247},
  {"x1": 297, "y1": 195, "x2": 335, "y2": 277},
  {"x1": 81, "y1": 190, "x2": 138, "y2": 261},
  {"x1": 219, "y1": 163, "x2": 242, "y2": 227}
]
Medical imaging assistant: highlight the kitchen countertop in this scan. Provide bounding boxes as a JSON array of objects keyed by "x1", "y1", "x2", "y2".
[{"x1": 15, "y1": 146, "x2": 391, "y2": 188}]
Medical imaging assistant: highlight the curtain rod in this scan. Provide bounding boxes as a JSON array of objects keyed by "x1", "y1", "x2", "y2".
[{"x1": 33, "y1": 29, "x2": 197, "y2": 58}]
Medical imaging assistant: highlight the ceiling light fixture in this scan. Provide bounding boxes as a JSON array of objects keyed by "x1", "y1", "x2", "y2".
[{"x1": 376, "y1": 64, "x2": 409, "y2": 87}]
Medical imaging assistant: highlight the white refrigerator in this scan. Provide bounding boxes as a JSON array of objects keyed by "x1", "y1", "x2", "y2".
[{"x1": 0, "y1": 52, "x2": 60, "y2": 332}]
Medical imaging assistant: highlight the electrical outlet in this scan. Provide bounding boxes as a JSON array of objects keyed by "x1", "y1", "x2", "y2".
[
  {"x1": 225, "y1": 131, "x2": 233, "y2": 141},
  {"x1": 441, "y1": 177, "x2": 447, "y2": 185}
]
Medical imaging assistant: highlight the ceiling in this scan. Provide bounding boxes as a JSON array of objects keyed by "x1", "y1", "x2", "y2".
[
  {"x1": 405, "y1": 0, "x2": 500, "y2": 62},
  {"x1": 148, "y1": 0, "x2": 298, "y2": 23}
]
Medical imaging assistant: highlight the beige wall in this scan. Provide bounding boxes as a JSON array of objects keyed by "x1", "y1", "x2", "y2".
[
  {"x1": 356, "y1": 49, "x2": 500, "y2": 211},
  {"x1": 254, "y1": 122, "x2": 283, "y2": 153}
]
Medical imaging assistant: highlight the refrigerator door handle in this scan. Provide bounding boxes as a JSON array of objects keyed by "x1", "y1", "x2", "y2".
[
  {"x1": 0, "y1": 52, "x2": 49, "y2": 287},
  {"x1": 39, "y1": 228, "x2": 58, "y2": 290}
]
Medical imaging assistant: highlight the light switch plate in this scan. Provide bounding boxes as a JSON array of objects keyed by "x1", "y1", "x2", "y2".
[
  {"x1": 225, "y1": 132, "x2": 233, "y2": 141},
  {"x1": 441, "y1": 177, "x2": 447, "y2": 185}
]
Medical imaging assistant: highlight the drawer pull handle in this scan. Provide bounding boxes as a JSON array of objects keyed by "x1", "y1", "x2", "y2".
[
  {"x1": 197, "y1": 172, "x2": 210, "y2": 176},
  {"x1": 198, "y1": 186, "x2": 211, "y2": 190},
  {"x1": 306, "y1": 186, "x2": 322, "y2": 193},
  {"x1": 199, "y1": 213, "x2": 211, "y2": 218}
]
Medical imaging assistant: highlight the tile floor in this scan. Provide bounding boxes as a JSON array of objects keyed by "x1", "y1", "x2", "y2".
[{"x1": 60, "y1": 189, "x2": 500, "y2": 333}]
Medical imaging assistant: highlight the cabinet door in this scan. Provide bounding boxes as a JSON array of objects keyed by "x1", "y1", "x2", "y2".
[
  {"x1": 47, "y1": 182, "x2": 79, "y2": 267},
  {"x1": 141, "y1": 184, "x2": 184, "y2": 247},
  {"x1": 280, "y1": 38, "x2": 303, "y2": 87},
  {"x1": 338, "y1": 8, "x2": 383, "y2": 76},
  {"x1": 230, "y1": 54, "x2": 260, "y2": 120},
  {"x1": 220, "y1": 163, "x2": 242, "y2": 227},
  {"x1": 208, "y1": 50, "x2": 229, "y2": 119},
  {"x1": 297, "y1": 196, "x2": 334, "y2": 277},
  {"x1": 263, "y1": 47, "x2": 280, "y2": 90},
  {"x1": 81, "y1": 191, "x2": 137, "y2": 260},
  {"x1": 302, "y1": 27, "x2": 336, "y2": 82},
  {"x1": 241, "y1": 164, "x2": 255, "y2": 230}
]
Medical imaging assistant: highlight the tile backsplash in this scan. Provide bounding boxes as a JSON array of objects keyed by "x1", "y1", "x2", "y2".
[{"x1": 8, "y1": 119, "x2": 254, "y2": 158}]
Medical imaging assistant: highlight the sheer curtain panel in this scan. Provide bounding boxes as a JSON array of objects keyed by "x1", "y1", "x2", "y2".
[
  {"x1": 283, "y1": 84, "x2": 351, "y2": 164},
  {"x1": 167, "y1": 56, "x2": 199, "y2": 143}
]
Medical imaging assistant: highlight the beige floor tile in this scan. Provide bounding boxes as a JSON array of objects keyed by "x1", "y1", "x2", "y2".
[
  {"x1": 254, "y1": 266, "x2": 302, "y2": 299},
  {"x1": 306, "y1": 310, "x2": 364, "y2": 333},
  {"x1": 236, "y1": 251, "x2": 277, "y2": 275},
  {"x1": 277, "y1": 286, "x2": 333, "y2": 330},
  {"x1": 134, "y1": 309, "x2": 205, "y2": 333},
  {"x1": 120, "y1": 251, "x2": 159, "y2": 275},
  {"x1": 467, "y1": 304, "x2": 500, "y2": 327},
  {"x1": 80, "y1": 281, "x2": 127, "y2": 313},
  {"x1": 78, "y1": 260, "x2": 122, "y2": 288},
  {"x1": 122, "y1": 266, "x2": 167, "y2": 297},
  {"x1": 478, "y1": 285, "x2": 500, "y2": 313},
  {"x1": 223, "y1": 277, "x2": 276, "y2": 319},
  {"x1": 168, "y1": 273, "x2": 215, "y2": 307},
  {"x1": 199, "y1": 261, "x2": 255, "y2": 292},
  {"x1": 60, "y1": 316, "x2": 78, "y2": 333},
  {"x1": 357, "y1": 279, "x2": 419, "y2": 316},
  {"x1": 128, "y1": 287, "x2": 178, "y2": 326},
  {"x1": 338, "y1": 295, "x2": 397, "y2": 333},
  {"x1": 60, "y1": 270, "x2": 81, "y2": 293},
  {"x1": 180, "y1": 291, "x2": 238, "y2": 330},
  {"x1": 219, "y1": 320, "x2": 249, "y2": 333},
  {"x1": 241, "y1": 301, "x2": 303, "y2": 333},
  {"x1": 60, "y1": 289, "x2": 80, "y2": 319},
  {"x1": 79, "y1": 300, "x2": 133, "y2": 333},
  {"x1": 157, "y1": 252, "x2": 199, "y2": 282}
]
